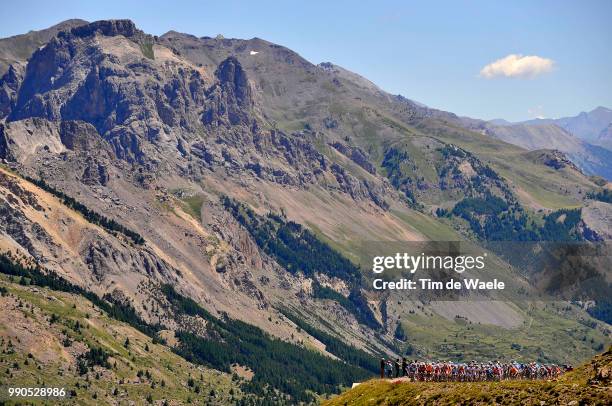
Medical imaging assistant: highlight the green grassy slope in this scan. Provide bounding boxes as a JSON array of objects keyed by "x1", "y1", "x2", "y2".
[
  {"x1": 0, "y1": 275, "x2": 241, "y2": 405},
  {"x1": 390, "y1": 116, "x2": 591, "y2": 210},
  {"x1": 393, "y1": 304, "x2": 609, "y2": 364}
]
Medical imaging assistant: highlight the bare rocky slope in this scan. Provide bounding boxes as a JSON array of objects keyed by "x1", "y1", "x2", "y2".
[{"x1": 0, "y1": 19, "x2": 610, "y2": 402}]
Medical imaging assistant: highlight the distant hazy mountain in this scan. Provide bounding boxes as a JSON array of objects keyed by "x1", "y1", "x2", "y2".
[
  {"x1": 488, "y1": 118, "x2": 512, "y2": 126},
  {"x1": 596, "y1": 122, "x2": 612, "y2": 150},
  {"x1": 492, "y1": 123, "x2": 612, "y2": 179},
  {"x1": 461, "y1": 107, "x2": 612, "y2": 180},
  {"x1": 523, "y1": 106, "x2": 612, "y2": 148}
]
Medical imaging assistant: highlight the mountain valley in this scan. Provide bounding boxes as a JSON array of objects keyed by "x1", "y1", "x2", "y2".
[{"x1": 0, "y1": 19, "x2": 610, "y2": 403}]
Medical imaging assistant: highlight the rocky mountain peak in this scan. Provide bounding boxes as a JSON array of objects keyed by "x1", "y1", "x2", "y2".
[
  {"x1": 0, "y1": 19, "x2": 88, "y2": 76},
  {"x1": 66, "y1": 19, "x2": 141, "y2": 39}
]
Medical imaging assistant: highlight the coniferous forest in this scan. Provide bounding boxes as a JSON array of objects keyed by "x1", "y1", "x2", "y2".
[
  {"x1": 0, "y1": 252, "x2": 377, "y2": 403},
  {"x1": 163, "y1": 284, "x2": 374, "y2": 402}
]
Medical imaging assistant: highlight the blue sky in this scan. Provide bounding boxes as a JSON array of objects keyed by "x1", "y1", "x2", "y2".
[{"x1": 2, "y1": 0, "x2": 611, "y2": 121}]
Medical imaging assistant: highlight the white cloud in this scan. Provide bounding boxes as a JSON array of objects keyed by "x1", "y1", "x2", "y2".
[{"x1": 479, "y1": 54, "x2": 554, "y2": 79}]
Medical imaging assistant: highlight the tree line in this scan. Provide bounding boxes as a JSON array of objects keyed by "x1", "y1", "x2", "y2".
[
  {"x1": 0, "y1": 251, "x2": 158, "y2": 336},
  {"x1": 279, "y1": 308, "x2": 379, "y2": 374},
  {"x1": 161, "y1": 284, "x2": 373, "y2": 403},
  {"x1": 23, "y1": 175, "x2": 145, "y2": 245},
  {"x1": 0, "y1": 253, "x2": 381, "y2": 403},
  {"x1": 587, "y1": 189, "x2": 612, "y2": 204},
  {"x1": 450, "y1": 194, "x2": 586, "y2": 242}
]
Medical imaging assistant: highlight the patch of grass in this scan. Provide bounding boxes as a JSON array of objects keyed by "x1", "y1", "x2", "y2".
[
  {"x1": 0, "y1": 276, "x2": 241, "y2": 405},
  {"x1": 181, "y1": 194, "x2": 204, "y2": 221},
  {"x1": 395, "y1": 302, "x2": 609, "y2": 365},
  {"x1": 391, "y1": 207, "x2": 459, "y2": 241},
  {"x1": 139, "y1": 41, "x2": 154, "y2": 60}
]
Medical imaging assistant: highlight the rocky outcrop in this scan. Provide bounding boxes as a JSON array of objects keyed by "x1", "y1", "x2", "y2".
[
  {"x1": 329, "y1": 162, "x2": 388, "y2": 208},
  {"x1": 0, "y1": 118, "x2": 117, "y2": 165},
  {"x1": 83, "y1": 235, "x2": 177, "y2": 282},
  {"x1": 7, "y1": 20, "x2": 208, "y2": 163},
  {"x1": 68, "y1": 19, "x2": 142, "y2": 40},
  {"x1": 582, "y1": 201, "x2": 612, "y2": 240},
  {"x1": 81, "y1": 157, "x2": 110, "y2": 186},
  {"x1": 59, "y1": 120, "x2": 106, "y2": 151},
  {"x1": 0, "y1": 199, "x2": 42, "y2": 258},
  {"x1": 0, "y1": 118, "x2": 65, "y2": 161},
  {"x1": 0, "y1": 171, "x2": 52, "y2": 260},
  {"x1": 536, "y1": 150, "x2": 581, "y2": 171},
  {"x1": 0, "y1": 62, "x2": 24, "y2": 118},
  {"x1": 0, "y1": 124, "x2": 7, "y2": 160},
  {"x1": 203, "y1": 201, "x2": 270, "y2": 309},
  {"x1": 203, "y1": 57, "x2": 254, "y2": 127},
  {"x1": 331, "y1": 141, "x2": 377, "y2": 174}
]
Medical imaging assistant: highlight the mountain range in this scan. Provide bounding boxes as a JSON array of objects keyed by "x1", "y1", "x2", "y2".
[
  {"x1": 0, "y1": 19, "x2": 610, "y2": 403},
  {"x1": 461, "y1": 107, "x2": 612, "y2": 181},
  {"x1": 523, "y1": 106, "x2": 612, "y2": 148}
]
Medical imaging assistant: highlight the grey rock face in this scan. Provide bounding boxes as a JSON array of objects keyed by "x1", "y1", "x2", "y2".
[
  {"x1": 7, "y1": 20, "x2": 206, "y2": 163},
  {"x1": 69, "y1": 19, "x2": 141, "y2": 39},
  {"x1": 2, "y1": 19, "x2": 392, "y2": 209},
  {"x1": 0, "y1": 118, "x2": 65, "y2": 161},
  {"x1": 331, "y1": 141, "x2": 377, "y2": 174},
  {"x1": 0, "y1": 63, "x2": 24, "y2": 118},
  {"x1": 59, "y1": 120, "x2": 105, "y2": 151},
  {"x1": 81, "y1": 157, "x2": 110, "y2": 186},
  {"x1": 203, "y1": 56, "x2": 254, "y2": 127},
  {"x1": 0, "y1": 171, "x2": 52, "y2": 260}
]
